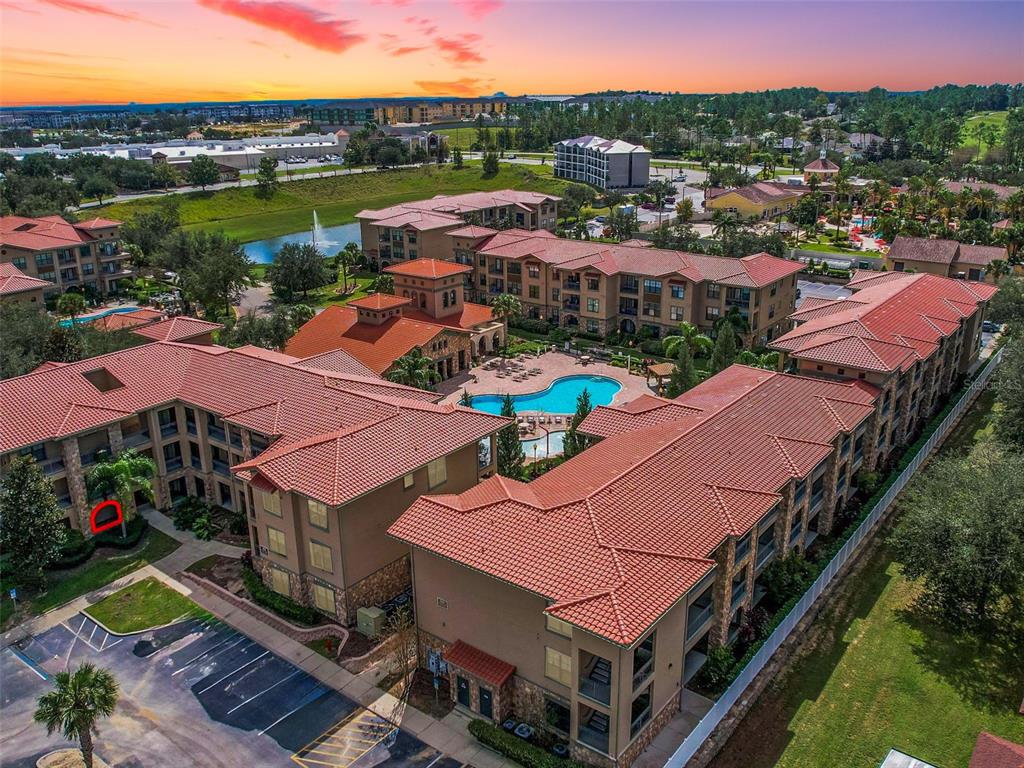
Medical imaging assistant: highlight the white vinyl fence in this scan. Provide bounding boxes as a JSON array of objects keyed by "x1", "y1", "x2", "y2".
[{"x1": 664, "y1": 348, "x2": 1004, "y2": 768}]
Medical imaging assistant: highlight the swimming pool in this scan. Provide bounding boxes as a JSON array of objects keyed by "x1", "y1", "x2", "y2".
[
  {"x1": 471, "y1": 375, "x2": 622, "y2": 415},
  {"x1": 59, "y1": 306, "x2": 143, "y2": 327},
  {"x1": 521, "y1": 430, "x2": 566, "y2": 459}
]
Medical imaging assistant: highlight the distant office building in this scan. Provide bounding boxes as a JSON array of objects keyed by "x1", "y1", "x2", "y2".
[
  {"x1": 307, "y1": 98, "x2": 513, "y2": 128},
  {"x1": 554, "y1": 135, "x2": 650, "y2": 190}
]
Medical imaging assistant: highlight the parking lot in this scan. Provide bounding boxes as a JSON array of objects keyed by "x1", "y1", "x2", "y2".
[{"x1": 1, "y1": 614, "x2": 449, "y2": 768}]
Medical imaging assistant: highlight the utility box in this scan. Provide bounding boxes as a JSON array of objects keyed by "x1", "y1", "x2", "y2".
[{"x1": 357, "y1": 606, "x2": 386, "y2": 638}]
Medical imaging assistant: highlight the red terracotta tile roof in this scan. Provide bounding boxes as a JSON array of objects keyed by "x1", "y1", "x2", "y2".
[
  {"x1": 132, "y1": 316, "x2": 222, "y2": 342},
  {"x1": 0, "y1": 342, "x2": 504, "y2": 507},
  {"x1": 404, "y1": 303, "x2": 495, "y2": 331},
  {"x1": 0, "y1": 263, "x2": 52, "y2": 296},
  {"x1": 773, "y1": 273, "x2": 996, "y2": 372},
  {"x1": 804, "y1": 158, "x2": 840, "y2": 172},
  {"x1": 88, "y1": 308, "x2": 164, "y2": 332},
  {"x1": 888, "y1": 236, "x2": 960, "y2": 265},
  {"x1": 284, "y1": 305, "x2": 447, "y2": 374},
  {"x1": 348, "y1": 293, "x2": 412, "y2": 310},
  {"x1": 74, "y1": 217, "x2": 121, "y2": 229},
  {"x1": 446, "y1": 225, "x2": 498, "y2": 239},
  {"x1": 445, "y1": 640, "x2": 516, "y2": 687},
  {"x1": 474, "y1": 232, "x2": 801, "y2": 287},
  {"x1": 390, "y1": 365, "x2": 876, "y2": 645},
  {"x1": 970, "y1": 732, "x2": 1024, "y2": 768},
  {"x1": 957, "y1": 243, "x2": 1006, "y2": 266},
  {"x1": 294, "y1": 348, "x2": 377, "y2": 378},
  {"x1": 357, "y1": 191, "x2": 560, "y2": 230},
  {"x1": 1, "y1": 214, "x2": 120, "y2": 251},
  {"x1": 708, "y1": 182, "x2": 803, "y2": 205},
  {"x1": 384, "y1": 259, "x2": 472, "y2": 279}
]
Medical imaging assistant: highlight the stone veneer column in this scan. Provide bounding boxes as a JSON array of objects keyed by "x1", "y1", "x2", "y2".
[
  {"x1": 775, "y1": 481, "x2": 801, "y2": 556},
  {"x1": 61, "y1": 437, "x2": 90, "y2": 533},
  {"x1": 106, "y1": 422, "x2": 138, "y2": 520},
  {"x1": 707, "y1": 543, "x2": 734, "y2": 648},
  {"x1": 818, "y1": 447, "x2": 841, "y2": 536}
]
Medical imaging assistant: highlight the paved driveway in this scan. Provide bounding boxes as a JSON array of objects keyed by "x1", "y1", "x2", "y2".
[{"x1": 1, "y1": 614, "x2": 447, "y2": 768}]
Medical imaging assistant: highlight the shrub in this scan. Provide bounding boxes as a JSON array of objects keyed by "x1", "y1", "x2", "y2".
[
  {"x1": 639, "y1": 339, "x2": 665, "y2": 356},
  {"x1": 241, "y1": 566, "x2": 320, "y2": 625},
  {"x1": 467, "y1": 720, "x2": 581, "y2": 768},
  {"x1": 49, "y1": 516, "x2": 150, "y2": 570},
  {"x1": 228, "y1": 510, "x2": 247, "y2": 536},
  {"x1": 694, "y1": 646, "x2": 736, "y2": 693},
  {"x1": 760, "y1": 553, "x2": 816, "y2": 608},
  {"x1": 192, "y1": 513, "x2": 215, "y2": 541},
  {"x1": 573, "y1": 331, "x2": 603, "y2": 342},
  {"x1": 509, "y1": 317, "x2": 554, "y2": 335},
  {"x1": 173, "y1": 496, "x2": 206, "y2": 531}
]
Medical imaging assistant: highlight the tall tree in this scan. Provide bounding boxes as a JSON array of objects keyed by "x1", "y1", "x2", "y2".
[
  {"x1": 481, "y1": 150, "x2": 500, "y2": 177},
  {"x1": 335, "y1": 241, "x2": 361, "y2": 294},
  {"x1": 496, "y1": 394, "x2": 525, "y2": 479},
  {"x1": 387, "y1": 348, "x2": 440, "y2": 391},
  {"x1": 710, "y1": 327, "x2": 738, "y2": 373},
  {"x1": 34, "y1": 663, "x2": 119, "y2": 768},
  {"x1": 254, "y1": 156, "x2": 279, "y2": 200},
  {"x1": 665, "y1": 343, "x2": 699, "y2": 398},
  {"x1": 490, "y1": 293, "x2": 522, "y2": 345},
  {"x1": 663, "y1": 321, "x2": 713, "y2": 359},
  {"x1": 267, "y1": 243, "x2": 330, "y2": 301},
  {"x1": 56, "y1": 292, "x2": 86, "y2": 322},
  {"x1": 452, "y1": 147, "x2": 464, "y2": 169},
  {"x1": 185, "y1": 154, "x2": 220, "y2": 190},
  {"x1": 562, "y1": 388, "x2": 594, "y2": 459},
  {"x1": 994, "y1": 334, "x2": 1024, "y2": 450},
  {"x1": 0, "y1": 301, "x2": 56, "y2": 379},
  {"x1": 0, "y1": 455, "x2": 66, "y2": 587},
  {"x1": 120, "y1": 199, "x2": 180, "y2": 264},
  {"x1": 86, "y1": 449, "x2": 157, "y2": 537},
  {"x1": 43, "y1": 325, "x2": 84, "y2": 364},
  {"x1": 162, "y1": 230, "x2": 253, "y2": 318},
  {"x1": 82, "y1": 174, "x2": 116, "y2": 205},
  {"x1": 891, "y1": 442, "x2": 1024, "y2": 627}
]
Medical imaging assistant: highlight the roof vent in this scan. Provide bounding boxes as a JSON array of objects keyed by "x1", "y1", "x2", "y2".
[
  {"x1": 82, "y1": 367, "x2": 125, "y2": 393},
  {"x1": 14, "y1": 223, "x2": 36, "y2": 231}
]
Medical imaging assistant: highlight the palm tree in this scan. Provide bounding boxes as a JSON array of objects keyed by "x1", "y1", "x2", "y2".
[
  {"x1": 737, "y1": 350, "x2": 780, "y2": 369},
  {"x1": 85, "y1": 448, "x2": 157, "y2": 537},
  {"x1": 663, "y1": 321, "x2": 713, "y2": 359},
  {"x1": 711, "y1": 209, "x2": 739, "y2": 240},
  {"x1": 387, "y1": 348, "x2": 440, "y2": 391},
  {"x1": 34, "y1": 663, "x2": 119, "y2": 768},
  {"x1": 490, "y1": 293, "x2": 522, "y2": 345},
  {"x1": 335, "y1": 242, "x2": 361, "y2": 294},
  {"x1": 988, "y1": 259, "x2": 1010, "y2": 283},
  {"x1": 57, "y1": 292, "x2": 87, "y2": 324},
  {"x1": 713, "y1": 306, "x2": 750, "y2": 344}
]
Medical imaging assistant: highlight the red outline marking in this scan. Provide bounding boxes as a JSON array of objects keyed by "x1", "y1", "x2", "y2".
[{"x1": 90, "y1": 500, "x2": 123, "y2": 535}]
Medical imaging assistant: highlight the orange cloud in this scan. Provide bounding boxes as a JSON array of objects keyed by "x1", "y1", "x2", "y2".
[
  {"x1": 452, "y1": 0, "x2": 502, "y2": 20},
  {"x1": 415, "y1": 77, "x2": 492, "y2": 96},
  {"x1": 35, "y1": 0, "x2": 142, "y2": 21},
  {"x1": 197, "y1": 0, "x2": 366, "y2": 53},
  {"x1": 434, "y1": 34, "x2": 484, "y2": 65}
]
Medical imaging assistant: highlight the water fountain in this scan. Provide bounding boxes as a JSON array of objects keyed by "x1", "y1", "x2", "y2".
[{"x1": 311, "y1": 209, "x2": 334, "y2": 250}]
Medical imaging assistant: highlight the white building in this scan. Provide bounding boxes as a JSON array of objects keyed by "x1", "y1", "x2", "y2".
[{"x1": 553, "y1": 135, "x2": 651, "y2": 190}]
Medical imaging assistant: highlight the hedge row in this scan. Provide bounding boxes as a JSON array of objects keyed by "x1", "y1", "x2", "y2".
[
  {"x1": 467, "y1": 720, "x2": 581, "y2": 768},
  {"x1": 241, "y1": 566, "x2": 321, "y2": 626},
  {"x1": 49, "y1": 517, "x2": 150, "y2": 570},
  {"x1": 707, "y1": 371, "x2": 983, "y2": 693}
]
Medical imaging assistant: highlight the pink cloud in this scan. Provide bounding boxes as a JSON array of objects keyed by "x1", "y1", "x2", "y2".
[
  {"x1": 452, "y1": 0, "x2": 502, "y2": 20},
  {"x1": 35, "y1": 0, "x2": 142, "y2": 22},
  {"x1": 197, "y1": 0, "x2": 366, "y2": 53},
  {"x1": 391, "y1": 46, "x2": 425, "y2": 56},
  {"x1": 415, "y1": 77, "x2": 493, "y2": 97},
  {"x1": 433, "y1": 34, "x2": 484, "y2": 65}
]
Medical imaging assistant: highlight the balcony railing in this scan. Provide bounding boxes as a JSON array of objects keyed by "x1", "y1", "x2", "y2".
[
  {"x1": 124, "y1": 429, "x2": 150, "y2": 448},
  {"x1": 165, "y1": 456, "x2": 183, "y2": 471},
  {"x1": 208, "y1": 425, "x2": 226, "y2": 442},
  {"x1": 229, "y1": 432, "x2": 243, "y2": 449},
  {"x1": 735, "y1": 538, "x2": 751, "y2": 563},
  {"x1": 632, "y1": 657, "x2": 654, "y2": 691},
  {"x1": 619, "y1": 306, "x2": 638, "y2": 316},
  {"x1": 686, "y1": 604, "x2": 713, "y2": 638},
  {"x1": 563, "y1": 280, "x2": 580, "y2": 291},
  {"x1": 731, "y1": 583, "x2": 747, "y2": 609},
  {"x1": 212, "y1": 459, "x2": 231, "y2": 476},
  {"x1": 620, "y1": 283, "x2": 639, "y2": 294},
  {"x1": 80, "y1": 447, "x2": 110, "y2": 466},
  {"x1": 577, "y1": 677, "x2": 611, "y2": 706},
  {"x1": 577, "y1": 725, "x2": 609, "y2": 754},
  {"x1": 725, "y1": 296, "x2": 749, "y2": 307},
  {"x1": 563, "y1": 300, "x2": 580, "y2": 311},
  {"x1": 186, "y1": 421, "x2": 197, "y2": 436},
  {"x1": 756, "y1": 540, "x2": 776, "y2": 568},
  {"x1": 190, "y1": 454, "x2": 202, "y2": 470},
  {"x1": 41, "y1": 457, "x2": 66, "y2": 475},
  {"x1": 630, "y1": 707, "x2": 652, "y2": 738},
  {"x1": 789, "y1": 522, "x2": 803, "y2": 544},
  {"x1": 810, "y1": 489, "x2": 825, "y2": 511},
  {"x1": 160, "y1": 422, "x2": 178, "y2": 438},
  {"x1": 58, "y1": 495, "x2": 72, "y2": 508}
]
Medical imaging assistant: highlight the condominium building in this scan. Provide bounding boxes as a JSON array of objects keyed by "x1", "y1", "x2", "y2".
[
  {"x1": 0, "y1": 263, "x2": 52, "y2": 304},
  {"x1": 885, "y1": 235, "x2": 1012, "y2": 283},
  {"x1": 704, "y1": 182, "x2": 804, "y2": 220},
  {"x1": 0, "y1": 215, "x2": 134, "y2": 296},
  {"x1": 449, "y1": 229, "x2": 803, "y2": 344},
  {"x1": 0, "y1": 342, "x2": 506, "y2": 624},
  {"x1": 307, "y1": 98, "x2": 513, "y2": 128},
  {"x1": 356, "y1": 190, "x2": 560, "y2": 269},
  {"x1": 554, "y1": 136, "x2": 651, "y2": 190}
]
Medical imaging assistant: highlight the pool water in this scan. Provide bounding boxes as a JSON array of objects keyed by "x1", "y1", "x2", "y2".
[
  {"x1": 521, "y1": 430, "x2": 566, "y2": 458},
  {"x1": 471, "y1": 375, "x2": 622, "y2": 415},
  {"x1": 59, "y1": 306, "x2": 143, "y2": 327}
]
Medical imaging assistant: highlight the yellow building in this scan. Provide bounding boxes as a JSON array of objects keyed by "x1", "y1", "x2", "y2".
[{"x1": 705, "y1": 182, "x2": 804, "y2": 220}]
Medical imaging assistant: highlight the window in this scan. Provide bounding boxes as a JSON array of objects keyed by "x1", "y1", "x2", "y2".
[
  {"x1": 586, "y1": 277, "x2": 600, "y2": 291},
  {"x1": 707, "y1": 283, "x2": 721, "y2": 299},
  {"x1": 545, "y1": 647, "x2": 572, "y2": 686},
  {"x1": 705, "y1": 306, "x2": 720, "y2": 321},
  {"x1": 262, "y1": 490, "x2": 282, "y2": 517},
  {"x1": 427, "y1": 456, "x2": 447, "y2": 489},
  {"x1": 270, "y1": 568, "x2": 290, "y2": 595},
  {"x1": 670, "y1": 305, "x2": 685, "y2": 321},
  {"x1": 586, "y1": 319, "x2": 599, "y2": 334},
  {"x1": 403, "y1": 472, "x2": 415, "y2": 489},
  {"x1": 528, "y1": 285, "x2": 539, "y2": 299},
  {"x1": 308, "y1": 499, "x2": 328, "y2": 529},
  {"x1": 312, "y1": 583, "x2": 336, "y2": 614},
  {"x1": 36, "y1": 253, "x2": 53, "y2": 267},
  {"x1": 11, "y1": 257, "x2": 26, "y2": 270},
  {"x1": 267, "y1": 527, "x2": 287, "y2": 556},
  {"x1": 643, "y1": 279, "x2": 662, "y2": 295},
  {"x1": 309, "y1": 541, "x2": 333, "y2": 573},
  {"x1": 546, "y1": 614, "x2": 573, "y2": 638},
  {"x1": 670, "y1": 284, "x2": 685, "y2": 300},
  {"x1": 586, "y1": 298, "x2": 600, "y2": 313}
]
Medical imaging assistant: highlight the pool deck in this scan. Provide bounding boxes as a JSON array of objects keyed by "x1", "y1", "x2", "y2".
[{"x1": 437, "y1": 350, "x2": 654, "y2": 415}]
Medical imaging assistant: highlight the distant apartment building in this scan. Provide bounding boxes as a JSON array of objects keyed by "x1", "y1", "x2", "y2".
[
  {"x1": 307, "y1": 98, "x2": 512, "y2": 128},
  {"x1": 387, "y1": 268, "x2": 995, "y2": 768},
  {"x1": 704, "y1": 182, "x2": 804, "y2": 220},
  {"x1": 0, "y1": 263, "x2": 53, "y2": 304},
  {"x1": 885, "y1": 235, "x2": 1013, "y2": 283},
  {"x1": 284, "y1": 260, "x2": 506, "y2": 379},
  {"x1": 0, "y1": 342, "x2": 506, "y2": 624},
  {"x1": 0, "y1": 215, "x2": 134, "y2": 296},
  {"x1": 355, "y1": 190, "x2": 561, "y2": 268},
  {"x1": 448, "y1": 229, "x2": 802, "y2": 344},
  {"x1": 554, "y1": 136, "x2": 651, "y2": 190}
]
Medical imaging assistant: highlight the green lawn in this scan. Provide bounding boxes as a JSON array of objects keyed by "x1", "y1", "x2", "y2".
[
  {"x1": 11, "y1": 530, "x2": 181, "y2": 624},
  {"x1": 960, "y1": 110, "x2": 1008, "y2": 146},
  {"x1": 240, "y1": 163, "x2": 349, "y2": 180},
  {"x1": 96, "y1": 164, "x2": 568, "y2": 243},
  {"x1": 796, "y1": 241, "x2": 862, "y2": 255},
  {"x1": 307, "y1": 269, "x2": 376, "y2": 308},
  {"x1": 434, "y1": 126, "x2": 513, "y2": 150},
  {"x1": 85, "y1": 576, "x2": 203, "y2": 633},
  {"x1": 714, "y1": 392, "x2": 1024, "y2": 768}
]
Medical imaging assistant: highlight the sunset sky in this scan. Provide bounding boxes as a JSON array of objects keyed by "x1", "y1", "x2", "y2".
[{"x1": 0, "y1": 0, "x2": 1021, "y2": 106}]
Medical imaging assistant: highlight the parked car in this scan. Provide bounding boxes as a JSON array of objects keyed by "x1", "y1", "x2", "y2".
[
  {"x1": 673, "y1": 174, "x2": 686, "y2": 182},
  {"x1": 982, "y1": 320, "x2": 1001, "y2": 333},
  {"x1": 595, "y1": 215, "x2": 606, "y2": 223},
  {"x1": 641, "y1": 203, "x2": 655, "y2": 210},
  {"x1": 664, "y1": 196, "x2": 676, "y2": 204}
]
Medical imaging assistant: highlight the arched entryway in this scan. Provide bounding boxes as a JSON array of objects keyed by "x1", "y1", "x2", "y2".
[
  {"x1": 478, "y1": 337, "x2": 488, "y2": 356},
  {"x1": 620, "y1": 318, "x2": 636, "y2": 334},
  {"x1": 491, "y1": 334, "x2": 501, "y2": 352}
]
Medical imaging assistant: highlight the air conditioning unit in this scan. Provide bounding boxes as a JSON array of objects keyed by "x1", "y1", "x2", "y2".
[
  {"x1": 259, "y1": 546, "x2": 268, "y2": 556},
  {"x1": 357, "y1": 607, "x2": 387, "y2": 638}
]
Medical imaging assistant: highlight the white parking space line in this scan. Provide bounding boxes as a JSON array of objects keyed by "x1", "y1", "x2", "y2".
[
  {"x1": 257, "y1": 684, "x2": 325, "y2": 736},
  {"x1": 195, "y1": 650, "x2": 269, "y2": 695},
  {"x1": 61, "y1": 620, "x2": 103, "y2": 653},
  {"x1": 226, "y1": 669, "x2": 303, "y2": 714},
  {"x1": 423, "y1": 754, "x2": 444, "y2": 768},
  {"x1": 171, "y1": 633, "x2": 245, "y2": 676},
  {"x1": 4, "y1": 647, "x2": 48, "y2": 680}
]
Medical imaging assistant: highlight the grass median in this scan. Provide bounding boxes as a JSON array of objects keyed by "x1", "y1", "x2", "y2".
[{"x1": 85, "y1": 576, "x2": 204, "y2": 633}]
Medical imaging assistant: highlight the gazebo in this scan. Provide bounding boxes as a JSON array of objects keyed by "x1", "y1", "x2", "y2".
[{"x1": 646, "y1": 362, "x2": 675, "y2": 393}]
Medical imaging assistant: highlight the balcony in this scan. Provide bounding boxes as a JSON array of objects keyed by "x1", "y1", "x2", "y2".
[
  {"x1": 632, "y1": 635, "x2": 654, "y2": 691},
  {"x1": 731, "y1": 582, "x2": 747, "y2": 609},
  {"x1": 99, "y1": 250, "x2": 129, "y2": 262},
  {"x1": 489, "y1": 266, "x2": 504, "y2": 276},
  {"x1": 229, "y1": 431, "x2": 243, "y2": 450},
  {"x1": 577, "y1": 720, "x2": 610, "y2": 755},
  {"x1": 683, "y1": 648, "x2": 707, "y2": 685},
  {"x1": 686, "y1": 602, "x2": 713, "y2": 639},
  {"x1": 789, "y1": 521, "x2": 803, "y2": 544},
  {"x1": 725, "y1": 296, "x2": 749, "y2": 308},
  {"x1": 810, "y1": 489, "x2": 824, "y2": 511},
  {"x1": 190, "y1": 454, "x2": 202, "y2": 470},
  {"x1": 620, "y1": 283, "x2": 639, "y2": 294},
  {"x1": 619, "y1": 305, "x2": 638, "y2": 316},
  {"x1": 124, "y1": 429, "x2": 150, "y2": 448},
  {"x1": 630, "y1": 704, "x2": 652, "y2": 739},
  {"x1": 186, "y1": 421, "x2": 197, "y2": 437},
  {"x1": 207, "y1": 424, "x2": 226, "y2": 443},
  {"x1": 165, "y1": 456, "x2": 183, "y2": 471},
  {"x1": 80, "y1": 447, "x2": 110, "y2": 466},
  {"x1": 563, "y1": 299, "x2": 580, "y2": 311},
  {"x1": 41, "y1": 457, "x2": 66, "y2": 475},
  {"x1": 563, "y1": 280, "x2": 580, "y2": 291},
  {"x1": 58, "y1": 495, "x2": 72, "y2": 508},
  {"x1": 160, "y1": 422, "x2": 179, "y2": 439},
  {"x1": 735, "y1": 536, "x2": 751, "y2": 563},
  {"x1": 756, "y1": 540, "x2": 776, "y2": 569},
  {"x1": 578, "y1": 654, "x2": 612, "y2": 706}
]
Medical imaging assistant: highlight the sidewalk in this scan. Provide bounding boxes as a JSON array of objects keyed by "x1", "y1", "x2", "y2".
[{"x1": 139, "y1": 506, "x2": 247, "y2": 574}]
